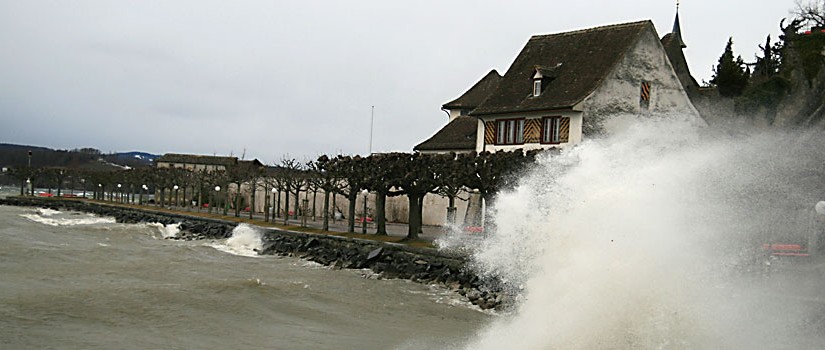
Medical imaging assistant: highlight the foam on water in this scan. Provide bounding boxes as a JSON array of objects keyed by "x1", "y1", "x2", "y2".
[
  {"x1": 463, "y1": 115, "x2": 825, "y2": 349},
  {"x1": 207, "y1": 224, "x2": 264, "y2": 257},
  {"x1": 20, "y1": 210, "x2": 116, "y2": 227},
  {"x1": 147, "y1": 222, "x2": 181, "y2": 239}
]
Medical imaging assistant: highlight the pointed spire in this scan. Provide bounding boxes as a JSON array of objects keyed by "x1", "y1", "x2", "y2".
[{"x1": 672, "y1": 1, "x2": 687, "y2": 48}]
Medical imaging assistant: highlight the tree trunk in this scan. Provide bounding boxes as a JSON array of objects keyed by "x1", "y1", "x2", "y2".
[
  {"x1": 249, "y1": 182, "x2": 256, "y2": 220},
  {"x1": 347, "y1": 190, "x2": 357, "y2": 233},
  {"x1": 264, "y1": 184, "x2": 270, "y2": 222},
  {"x1": 375, "y1": 191, "x2": 387, "y2": 235},
  {"x1": 447, "y1": 194, "x2": 457, "y2": 225},
  {"x1": 234, "y1": 183, "x2": 241, "y2": 218},
  {"x1": 283, "y1": 183, "x2": 290, "y2": 225},
  {"x1": 332, "y1": 193, "x2": 337, "y2": 222},
  {"x1": 406, "y1": 194, "x2": 421, "y2": 240},
  {"x1": 322, "y1": 190, "x2": 331, "y2": 231},
  {"x1": 292, "y1": 188, "x2": 300, "y2": 220},
  {"x1": 312, "y1": 190, "x2": 318, "y2": 221},
  {"x1": 276, "y1": 188, "x2": 282, "y2": 218},
  {"x1": 418, "y1": 196, "x2": 424, "y2": 234}
]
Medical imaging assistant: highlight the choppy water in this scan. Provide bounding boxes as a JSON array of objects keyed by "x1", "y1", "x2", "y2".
[{"x1": 0, "y1": 205, "x2": 487, "y2": 349}]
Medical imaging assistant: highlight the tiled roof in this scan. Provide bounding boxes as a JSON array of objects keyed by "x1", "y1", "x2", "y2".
[
  {"x1": 414, "y1": 116, "x2": 478, "y2": 151},
  {"x1": 472, "y1": 21, "x2": 653, "y2": 115},
  {"x1": 442, "y1": 70, "x2": 502, "y2": 110},
  {"x1": 156, "y1": 153, "x2": 238, "y2": 166},
  {"x1": 661, "y1": 32, "x2": 699, "y2": 91}
]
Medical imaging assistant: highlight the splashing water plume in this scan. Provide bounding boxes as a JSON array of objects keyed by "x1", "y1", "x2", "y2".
[
  {"x1": 208, "y1": 224, "x2": 264, "y2": 257},
  {"x1": 465, "y1": 115, "x2": 825, "y2": 349}
]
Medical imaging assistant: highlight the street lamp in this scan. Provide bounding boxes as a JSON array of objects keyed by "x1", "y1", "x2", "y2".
[
  {"x1": 173, "y1": 185, "x2": 179, "y2": 208},
  {"x1": 98, "y1": 183, "x2": 102, "y2": 201},
  {"x1": 117, "y1": 183, "x2": 122, "y2": 203},
  {"x1": 361, "y1": 189, "x2": 369, "y2": 234},
  {"x1": 140, "y1": 184, "x2": 148, "y2": 205},
  {"x1": 214, "y1": 185, "x2": 221, "y2": 214}
]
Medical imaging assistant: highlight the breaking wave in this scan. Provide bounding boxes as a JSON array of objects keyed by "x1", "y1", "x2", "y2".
[
  {"x1": 207, "y1": 224, "x2": 264, "y2": 257},
  {"x1": 20, "y1": 209, "x2": 116, "y2": 227},
  {"x1": 464, "y1": 115, "x2": 825, "y2": 349}
]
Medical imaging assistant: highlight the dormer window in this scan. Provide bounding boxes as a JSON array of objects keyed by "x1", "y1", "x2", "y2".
[
  {"x1": 532, "y1": 70, "x2": 543, "y2": 97},
  {"x1": 531, "y1": 64, "x2": 560, "y2": 97}
]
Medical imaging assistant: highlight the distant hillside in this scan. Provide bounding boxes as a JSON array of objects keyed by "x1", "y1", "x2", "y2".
[{"x1": 0, "y1": 143, "x2": 158, "y2": 169}]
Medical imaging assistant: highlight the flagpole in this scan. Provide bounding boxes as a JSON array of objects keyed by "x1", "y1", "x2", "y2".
[{"x1": 369, "y1": 106, "x2": 374, "y2": 155}]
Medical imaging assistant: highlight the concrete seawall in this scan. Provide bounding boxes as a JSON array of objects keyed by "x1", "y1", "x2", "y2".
[{"x1": 1, "y1": 197, "x2": 507, "y2": 310}]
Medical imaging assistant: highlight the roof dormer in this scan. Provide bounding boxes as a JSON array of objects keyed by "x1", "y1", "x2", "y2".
[{"x1": 531, "y1": 63, "x2": 561, "y2": 97}]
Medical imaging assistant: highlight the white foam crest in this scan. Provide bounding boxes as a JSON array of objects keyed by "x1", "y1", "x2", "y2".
[
  {"x1": 147, "y1": 222, "x2": 181, "y2": 239},
  {"x1": 465, "y1": 115, "x2": 825, "y2": 349},
  {"x1": 20, "y1": 213, "x2": 117, "y2": 226},
  {"x1": 36, "y1": 208, "x2": 61, "y2": 216},
  {"x1": 207, "y1": 224, "x2": 263, "y2": 257}
]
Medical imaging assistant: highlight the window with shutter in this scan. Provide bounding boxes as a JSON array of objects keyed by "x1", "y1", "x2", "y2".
[
  {"x1": 541, "y1": 116, "x2": 570, "y2": 144},
  {"x1": 494, "y1": 118, "x2": 525, "y2": 145}
]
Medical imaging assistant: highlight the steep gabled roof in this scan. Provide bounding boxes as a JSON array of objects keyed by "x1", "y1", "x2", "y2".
[
  {"x1": 156, "y1": 153, "x2": 238, "y2": 167},
  {"x1": 472, "y1": 21, "x2": 653, "y2": 115},
  {"x1": 442, "y1": 70, "x2": 502, "y2": 110},
  {"x1": 661, "y1": 32, "x2": 699, "y2": 91},
  {"x1": 413, "y1": 116, "x2": 478, "y2": 152}
]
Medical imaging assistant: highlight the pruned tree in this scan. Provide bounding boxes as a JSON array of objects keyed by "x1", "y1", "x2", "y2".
[
  {"x1": 329, "y1": 155, "x2": 368, "y2": 233},
  {"x1": 279, "y1": 157, "x2": 304, "y2": 225},
  {"x1": 390, "y1": 153, "x2": 443, "y2": 240},
  {"x1": 463, "y1": 150, "x2": 536, "y2": 230},
  {"x1": 310, "y1": 155, "x2": 345, "y2": 231},
  {"x1": 435, "y1": 152, "x2": 474, "y2": 226},
  {"x1": 361, "y1": 153, "x2": 405, "y2": 235}
]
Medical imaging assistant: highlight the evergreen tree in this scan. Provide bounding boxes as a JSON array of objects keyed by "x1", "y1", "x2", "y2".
[
  {"x1": 752, "y1": 35, "x2": 781, "y2": 78},
  {"x1": 710, "y1": 37, "x2": 750, "y2": 97}
]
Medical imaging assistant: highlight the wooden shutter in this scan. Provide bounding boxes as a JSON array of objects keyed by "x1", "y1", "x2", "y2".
[
  {"x1": 484, "y1": 121, "x2": 495, "y2": 144},
  {"x1": 524, "y1": 119, "x2": 541, "y2": 143},
  {"x1": 559, "y1": 117, "x2": 570, "y2": 143}
]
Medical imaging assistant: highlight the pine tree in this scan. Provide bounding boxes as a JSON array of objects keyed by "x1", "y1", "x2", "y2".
[{"x1": 710, "y1": 37, "x2": 750, "y2": 97}]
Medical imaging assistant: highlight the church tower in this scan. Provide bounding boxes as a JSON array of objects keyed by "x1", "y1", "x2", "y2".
[{"x1": 661, "y1": 1, "x2": 699, "y2": 95}]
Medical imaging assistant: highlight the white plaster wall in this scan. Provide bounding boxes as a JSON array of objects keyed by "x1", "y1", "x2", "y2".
[
  {"x1": 245, "y1": 184, "x2": 469, "y2": 227},
  {"x1": 478, "y1": 110, "x2": 583, "y2": 153},
  {"x1": 582, "y1": 26, "x2": 701, "y2": 123}
]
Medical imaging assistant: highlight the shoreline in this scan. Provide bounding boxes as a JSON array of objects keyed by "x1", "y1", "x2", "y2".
[{"x1": 0, "y1": 196, "x2": 509, "y2": 311}]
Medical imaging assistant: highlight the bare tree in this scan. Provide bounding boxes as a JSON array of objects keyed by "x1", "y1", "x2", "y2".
[{"x1": 793, "y1": 0, "x2": 825, "y2": 28}]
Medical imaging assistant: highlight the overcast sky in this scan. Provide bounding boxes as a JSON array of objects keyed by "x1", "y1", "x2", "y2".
[{"x1": 0, "y1": 0, "x2": 798, "y2": 164}]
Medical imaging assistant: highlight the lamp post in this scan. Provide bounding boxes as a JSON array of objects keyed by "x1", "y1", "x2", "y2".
[
  {"x1": 361, "y1": 189, "x2": 369, "y2": 234},
  {"x1": 140, "y1": 184, "x2": 148, "y2": 205},
  {"x1": 173, "y1": 185, "x2": 179, "y2": 208},
  {"x1": 214, "y1": 185, "x2": 221, "y2": 215},
  {"x1": 117, "y1": 183, "x2": 122, "y2": 203},
  {"x1": 98, "y1": 183, "x2": 102, "y2": 201},
  {"x1": 81, "y1": 178, "x2": 86, "y2": 199},
  {"x1": 26, "y1": 150, "x2": 32, "y2": 196}
]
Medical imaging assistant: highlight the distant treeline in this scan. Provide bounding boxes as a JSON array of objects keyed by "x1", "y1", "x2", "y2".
[{"x1": 0, "y1": 143, "x2": 152, "y2": 169}]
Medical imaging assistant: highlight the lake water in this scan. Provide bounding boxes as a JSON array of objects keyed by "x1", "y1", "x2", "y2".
[{"x1": 0, "y1": 204, "x2": 488, "y2": 349}]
